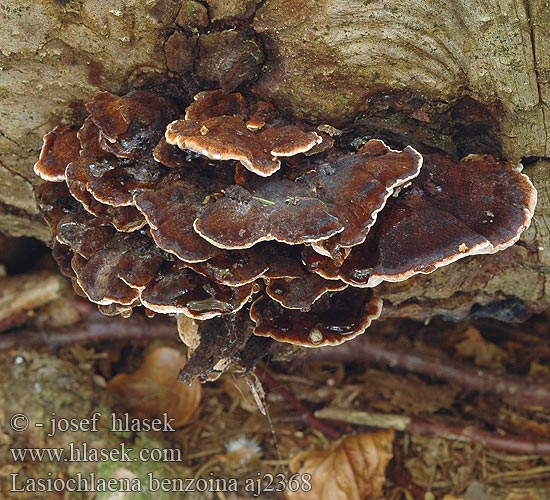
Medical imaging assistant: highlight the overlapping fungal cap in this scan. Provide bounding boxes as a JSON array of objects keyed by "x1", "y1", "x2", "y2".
[
  {"x1": 133, "y1": 169, "x2": 227, "y2": 263},
  {"x1": 141, "y1": 263, "x2": 256, "y2": 320},
  {"x1": 166, "y1": 89, "x2": 323, "y2": 176},
  {"x1": 305, "y1": 154, "x2": 537, "y2": 288},
  {"x1": 310, "y1": 139, "x2": 422, "y2": 259},
  {"x1": 85, "y1": 91, "x2": 180, "y2": 159},
  {"x1": 194, "y1": 183, "x2": 345, "y2": 248},
  {"x1": 251, "y1": 289, "x2": 382, "y2": 347},
  {"x1": 34, "y1": 88, "x2": 537, "y2": 359},
  {"x1": 34, "y1": 125, "x2": 81, "y2": 182},
  {"x1": 192, "y1": 138, "x2": 421, "y2": 252}
]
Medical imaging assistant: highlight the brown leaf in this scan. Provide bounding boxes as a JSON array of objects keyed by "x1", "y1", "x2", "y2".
[
  {"x1": 287, "y1": 429, "x2": 394, "y2": 500},
  {"x1": 107, "y1": 347, "x2": 201, "y2": 427}
]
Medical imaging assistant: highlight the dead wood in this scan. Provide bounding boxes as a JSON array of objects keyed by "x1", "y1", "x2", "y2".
[{"x1": 307, "y1": 334, "x2": 550, "y2": 409}]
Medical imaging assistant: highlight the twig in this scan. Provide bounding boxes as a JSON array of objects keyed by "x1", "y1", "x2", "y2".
[
  {"x1": 307, "y1": 336, "x2": 550, "y2": 409},
  {"x1": 0, "y1": 314, "x2": 430, "y2": 498},
  {"x1": 406, "y1": 419, "x2": 550, "y2": 455},
  {"x1": 254, "y1": 364, "x2": 341, "y2": 440},
  {"x1": 0, "y1": 311, "x2": 30, "y2": 333},
  {"x1": 386, "y1": 464, "x2": 427, "y2": 500},
  {"x1": 0, "y1": 311, "x2": 178, "y2": 350},
  {"x1": 315, "y1": 407, "x2": 550, "y2": 455}
]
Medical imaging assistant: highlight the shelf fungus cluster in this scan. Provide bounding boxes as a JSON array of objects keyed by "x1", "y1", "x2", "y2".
[{"x1": 35, "y1": 88, "x2": 537, "y2": 361}]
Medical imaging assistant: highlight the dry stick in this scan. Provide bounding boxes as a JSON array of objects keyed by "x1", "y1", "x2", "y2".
[
  {"x1": 254, "y1": 364, "x2": 341, "y2": 440},
  {"x1": 386, "y1": 464, "x2": 427, "y2": 500},
  {"x1": 0, "y1": 311, "x2": 178, "y2": 351},
  {"x1": 407, "y1": 419, "x2": 550, "y2": 455},
  {"x1": 307, "y1": 336, "x2": 550, "y2": 409},
  {"x1": 0, "y1": 311, "x2": 30, "y2": 333},
  {"x1": 314, "y1": 407, "x2": 550, "y2": 456}
]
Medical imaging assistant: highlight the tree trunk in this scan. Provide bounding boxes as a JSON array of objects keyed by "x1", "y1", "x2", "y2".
[{"x1": 1, "y1": 0, "x2": 548, "y2": 319}]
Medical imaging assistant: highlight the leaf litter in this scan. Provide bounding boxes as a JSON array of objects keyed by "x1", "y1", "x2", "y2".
[{"x1": 0, "y1": 238, "x2": 548, "y2": 499}]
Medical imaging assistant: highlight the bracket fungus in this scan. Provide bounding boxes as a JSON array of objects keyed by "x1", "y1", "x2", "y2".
[
  {"x1": 34, "y1": 125, "x2": 81, "y2": 182},
  {"x1": 165, "y1": 89, "x2": 322, "y2": 177},
  {"x1": 305, "y1": 154, "x2": 537, "y2": 288},
  {"x1": 34, "y1": 87, "x2": 537, "y2": 378}
]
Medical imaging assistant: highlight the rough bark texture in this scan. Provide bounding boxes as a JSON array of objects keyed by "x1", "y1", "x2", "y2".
[
  {"x1": 0, "y1": 0, "x2": 182, "y2": 239},
  {"x1": 253, "y1": 0, "x2": 549, "y2": 160},
  {"x1": 1, "y1": 0, "x2": 549, "y2": 318}
]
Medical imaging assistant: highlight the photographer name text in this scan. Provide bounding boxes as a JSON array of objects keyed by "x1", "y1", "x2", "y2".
[{"x1": 10, "y1": 411, "x2": 176, "y2": 436}]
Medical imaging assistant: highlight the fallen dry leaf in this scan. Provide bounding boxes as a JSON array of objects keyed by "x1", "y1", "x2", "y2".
[
  {"x1": 107, "y1": 347, "x2": 201, "y2": 427},
  {"x1": 286, "y1": 429, "x2": 394, "y2": 500}
]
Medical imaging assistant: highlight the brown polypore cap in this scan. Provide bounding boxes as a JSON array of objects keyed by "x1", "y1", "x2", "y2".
[
  {"x1": 194, "y1": 183, "x2": 344, "y2": 249},
  {"x1": 245, "y1": 101, "x2": 276, "y2": 131},
  {"x1": 311, "y1": 139, "x2": 423, "y2": 256},
  {"x1": 71, "y1": 252, "x2": 138, "y2": 306},
  {"x1": 337, "y1": 154, "x2": 537, "y2": 287},
  {"x1": 67, "y1": 155, "x2": 165, "y2": 207},
  {"x1": 98, "y1": 303, "x2": 137, "y2": 317},
  {"x1": 140, "y1": 264, "x2": 255, "y2": 320},
  {"x1": 265, "y1": 274, "x2": 347, "y2": 311},
  {"x1": 185, "y1": 90, "x2": 247, "y2": 120},
  {"x1": 301, "y1": 245, "x2": 341, "y2": 280},
  {"x1": 78, "y1": 118, "x2": 111, "y2": 158},
  {"x1": 441, "y1": 154, "x2": 536, "y2": 250},
  {"x1": 250, "y1": 288, "x2": 382, "y2": 347},
  {"x1": 86, "y1": 91, "x2": 179, "y2": 159},
  {"x1": 35, "y1": 181, "x2": 80, "y2": 231},
  {"x1": 71, "y1": 114, "x2": 166, "y2": 219},
  {"x1": 75, "y1": 114, "x2": 168, "y2": 206},
  {"x1": 34, "y1": 125, "x2": 81, "y2": 182},
  {"x1": 261, "y1": 243, "x2": 306, "y2": 279},
  {"x1": 134, "y1": 172, "x2": 222, "y2": 262},
  {"x1": 65, "y1": 161, "x2": 146, "y2": 232},
  {"x1": 153, "y1": 138, "x2": 194, "y2": 168},
  {"x1": 56, "y1": 212, "x2": 114, "y2": 259},
  {"x1": 71, "y1": 232, "x2": 163, "y2": 305},
  {"x1": 258, "y1": 125, "x2": 322, "y2": 157},
  {"x1": 113, "y1": 233, "x2": 165, "y2": 290},
  {"x1": 52, "y1": 241, "x2": 77, "y2": 278},
  {"x1": 304, "y1": 128, "x2": 335, "y2": 156},
  {"x1": 187, "y1": 247, "x2": 269, "y2": 286},
  {"x1": 168, "y1": 90, "x2": 328, "y2": 176},
  {"x1": 166, "y1": 115, "x2": 283, "y2": 177}
]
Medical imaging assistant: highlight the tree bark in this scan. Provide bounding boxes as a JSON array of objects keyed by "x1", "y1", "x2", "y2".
[{"x1": 1, "y1": 0, "x2": 548, "y2": 318}]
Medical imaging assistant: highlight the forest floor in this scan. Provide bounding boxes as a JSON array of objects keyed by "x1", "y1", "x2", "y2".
[{"x1": 0, "y1": 236, "x2": 549, "y2": 500}]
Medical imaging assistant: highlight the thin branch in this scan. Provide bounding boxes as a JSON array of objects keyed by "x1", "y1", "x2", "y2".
[
  {"x1": 255, "y1": 364, "x2": 341, "y2": 440},
  {"x1": 4, "y1": 313, "x2": 548, "y2": 456},
  {"x1": 0, "y1": 311, "x2": 30, "y2": 333},
  {"x1": 0, "y1": 311, "x2": 178, "y2": 350},
  {"x1": 307, "y1": 335, "x2": 550, "y2": 409},
  {"x1": 315, "y1": 407, "x2": 550, "y2": 455},
  {"x1": 407, "y1": 418, "x2": 550, "y2": 455},
  {"x1": 386, "y1": 464, "x2": 427, "y2": 500}
]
